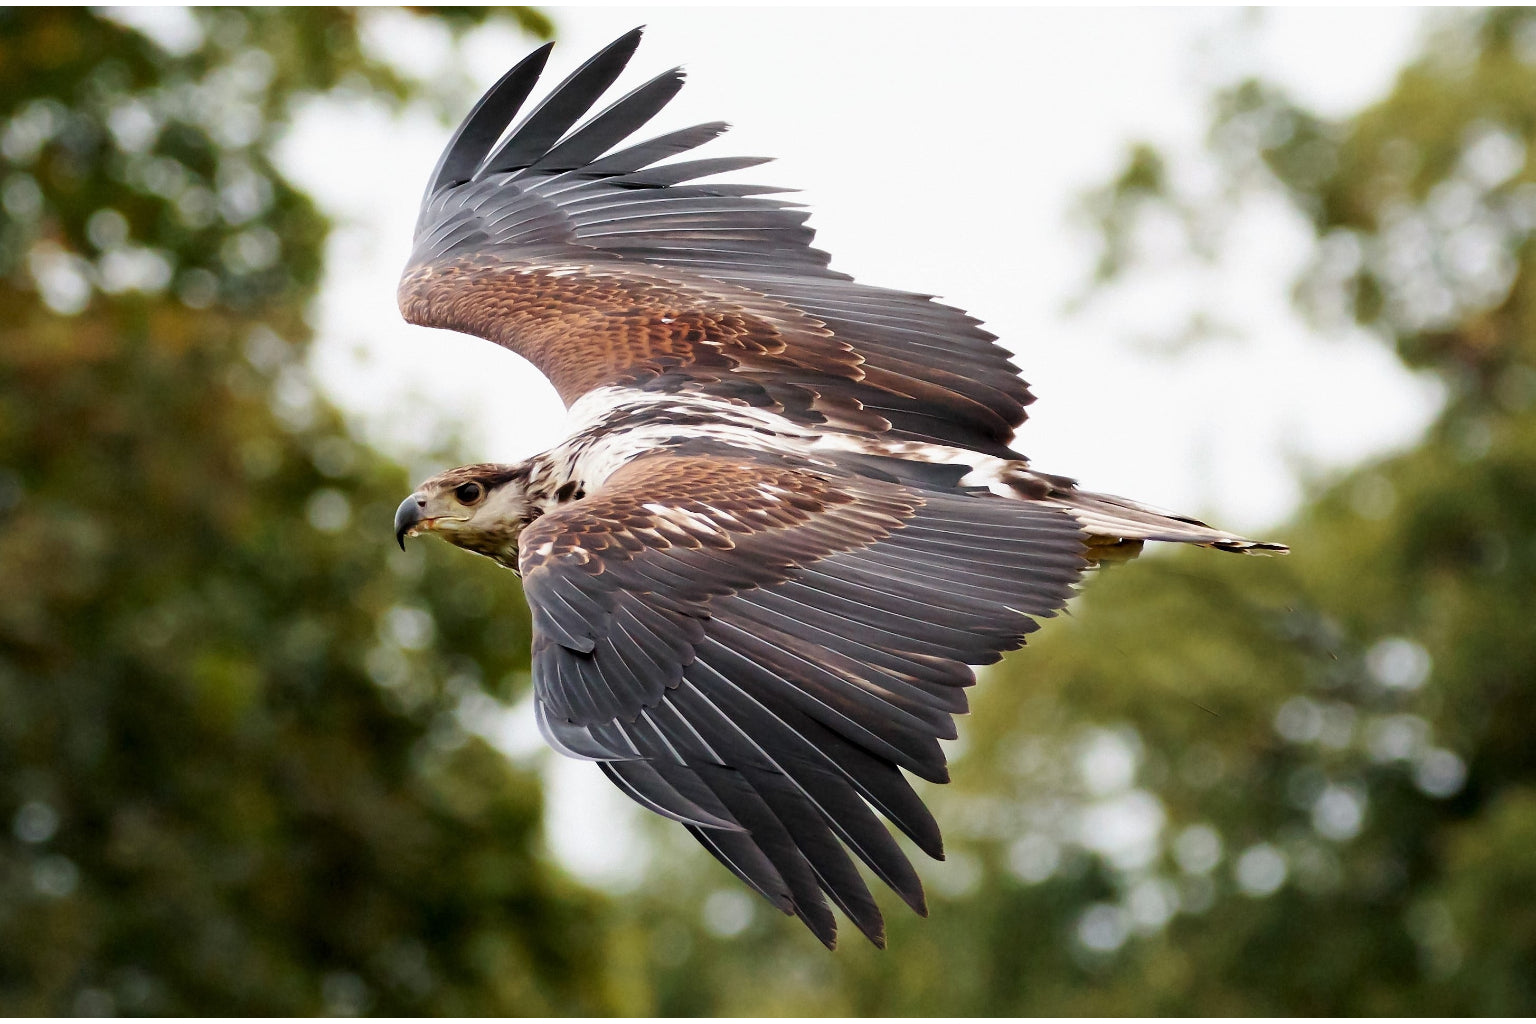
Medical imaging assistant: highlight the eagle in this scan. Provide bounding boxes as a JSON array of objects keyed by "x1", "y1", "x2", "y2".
[{"x1": 391, "y1": 28, "x2": 1283, "y2": 948}]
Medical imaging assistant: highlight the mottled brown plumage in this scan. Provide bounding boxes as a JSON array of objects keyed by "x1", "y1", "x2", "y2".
[
  {"x1": 518, "y1": 455, "x2": 898, "y2": 571},
  {"x1": 401, "y1": 258, "x2": 835, "y2": 407},
  {"x1": 392, "y1": 28, "x2": 1283, "y2": 949}
]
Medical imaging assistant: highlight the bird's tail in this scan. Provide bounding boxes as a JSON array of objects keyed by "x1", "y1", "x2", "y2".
[{"x1": 1006, "y1": 469, "x2": 1287, "y2": 562}]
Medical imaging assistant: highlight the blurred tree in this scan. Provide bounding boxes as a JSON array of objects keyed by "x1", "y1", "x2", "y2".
[
  {"x1": 595, "y1": 8, "x2": 1536, "y2": 1015},
  {"x1": 0, "y1": 7, "x2": 630, "y2": 1015}
]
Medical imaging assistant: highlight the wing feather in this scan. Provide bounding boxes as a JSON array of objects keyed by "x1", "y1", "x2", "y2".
[
  {"x1": 516, "y1": 451, "x2": 1085, "y2": 945},
  {"x1": 421, "y1": 42, "x2": 553, "y2": 207},
  {"x1": 599, "y1": 760, "x2": 741, "y2": 831},
  {"x1": 479, "y1": 28, "x2": 645, "y2": 176},
  {"x1": 527, "y1": 66, "x2": 685, "y2": 174},
  {"x1": 401, "y1": 30, "x2": 1035, "y2": 456},
  {"x1": 666, "y1": 681, "x2": 885, "y2": 946},
  {"x1": 584, "y1": 122, "x2": 731, "y2": 175},
  {"x1": 686, "y1": 660, "x2": 928, "y2": 916}
]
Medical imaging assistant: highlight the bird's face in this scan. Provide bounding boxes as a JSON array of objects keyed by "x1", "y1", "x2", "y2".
[{"x1": 394, "y1": 463, "x2": 535, "y2": 567}]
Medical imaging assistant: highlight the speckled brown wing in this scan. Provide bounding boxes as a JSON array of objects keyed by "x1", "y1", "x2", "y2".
[
  {"x1": 517, "y1": 450, "x2": 1086, "y2": 947},
  {"x1": 399, "y1": 28, "x2": 1035, "y2": 456}
]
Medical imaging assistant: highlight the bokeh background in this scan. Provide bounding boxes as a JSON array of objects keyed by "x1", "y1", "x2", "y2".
[{"x1": 3, "y1": 6, "x2": 1535, "y2": 1014}]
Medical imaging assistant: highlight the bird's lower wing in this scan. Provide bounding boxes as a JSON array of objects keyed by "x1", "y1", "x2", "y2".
[{"x1": 518, "y1": 451, "x2": 1085, "y2": 947}]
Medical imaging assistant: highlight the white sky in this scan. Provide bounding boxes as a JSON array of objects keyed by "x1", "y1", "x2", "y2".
[{"x1": 279, "y1": 7, "x2": 1440, "y2": 886}]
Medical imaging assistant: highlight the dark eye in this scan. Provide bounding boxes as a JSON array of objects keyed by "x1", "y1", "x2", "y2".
[{"x1": 455, "y1": 481, "x2": 484, "y2": 505}]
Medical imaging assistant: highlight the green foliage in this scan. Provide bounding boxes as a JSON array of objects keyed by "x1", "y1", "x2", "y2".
[
  {"x1": 1077, "y1": 143, "x2": 1173, "y2": 285},
  {"x1": 0, "y1": 8, "x2": 613, "y2": 1015}
]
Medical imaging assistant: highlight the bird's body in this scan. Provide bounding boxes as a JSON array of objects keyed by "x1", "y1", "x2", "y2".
[
  {"x1": 392, "y1": 28, "x2": 1283, "y2": 948},
  {"x1": 414, "y1": 382, "x2": 1274, "y2": 573}
]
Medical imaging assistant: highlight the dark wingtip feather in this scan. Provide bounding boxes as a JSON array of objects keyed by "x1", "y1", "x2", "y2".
[
  {"x1": 807, "y1": 915, "x2": 838, "y2": 950},
  {"x1": 618, "y1": 155, "x2": 774, "y2": 188},
  {"x1": 529, "y1": 65, "x2": 687, "y2": 175},
  {"x1": 848, "y1": 905, "x2": 887, "y2": 948},
  {"x1": 585, "y1": 121, "x2": 731, "y2": 177},
  {"x1": 477, "y1": 26, "x2": 647, "y2": 178},
  {"x1": 424, "y1": 41, "x2": 554, "y2": 202}
]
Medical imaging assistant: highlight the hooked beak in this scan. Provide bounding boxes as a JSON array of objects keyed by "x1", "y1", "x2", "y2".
[{"x1": 394, "y1": 493, "x2": 427, "y2": 550}]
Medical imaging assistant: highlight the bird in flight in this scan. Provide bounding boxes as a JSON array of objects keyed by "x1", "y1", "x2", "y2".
[{"x1": 393, "y1": 28, "x2": 1283, "y2": 948}]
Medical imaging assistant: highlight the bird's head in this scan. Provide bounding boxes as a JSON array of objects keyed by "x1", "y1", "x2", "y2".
[{"x1": 394, "y1": 462, "x2": 535, "y2": 567}]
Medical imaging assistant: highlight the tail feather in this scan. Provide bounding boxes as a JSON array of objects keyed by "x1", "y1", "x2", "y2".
[
  {"x1": 1035, "y1": 483, "x2": 1287, "y2": 557},
  {"x1": 833, "y1": 443, "x2": 1287, "y2": 558}
]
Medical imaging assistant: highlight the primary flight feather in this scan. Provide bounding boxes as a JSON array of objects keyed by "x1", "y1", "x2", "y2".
[{"x1": 392, "y1": 27, "x2": 1284, "y2": 949}]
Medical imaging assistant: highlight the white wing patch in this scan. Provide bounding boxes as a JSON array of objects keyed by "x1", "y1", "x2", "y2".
[{"x1": 643, "y1": 503, "x2": 727, "y2": 537}]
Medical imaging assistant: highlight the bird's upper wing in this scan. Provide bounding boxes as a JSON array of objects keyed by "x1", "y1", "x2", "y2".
[
  {"x1": 400, "y1": 29, "x2": 1034, "y2": 457},
  {"x1": 518, "y1": 449, "x2": 1085, "y2": 947}
]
